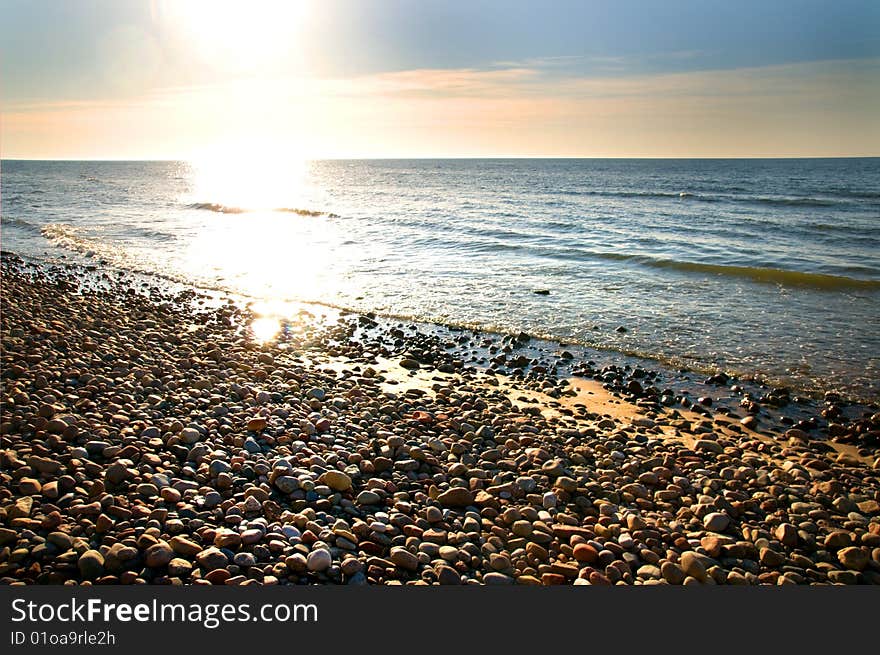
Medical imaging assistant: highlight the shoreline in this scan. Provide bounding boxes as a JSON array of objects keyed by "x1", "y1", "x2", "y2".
[
  {"x1": 1, "y1": 252, "x2": 879, "y2": 585},
  {"x1": 5, "y1": 248, "x2": 878, "y2": 407}
]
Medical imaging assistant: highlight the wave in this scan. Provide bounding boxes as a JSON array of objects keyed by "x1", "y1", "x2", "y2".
[
  {"x1": 2, "y1": 216, "x2": 42, "y2": 234},
  {"x1": 747, "y1": 196, "x2": 839, "y2": 208},
  {"x1": 622, "y1": 254, "x2": 880, "y2": 290},
  {"x1": 187, "y1": 202, "x2": 339, "y2": 218},
  {"x1": 558, "y1": 189, "x2": 720, "y2": 202},
  {"x1": 40, "y1": 224, "x2": 96, "y2": 254},
  {"x1": 821, "y1": 188, "x2": 880, "y2": 200},
  {"x1": 555, "y1": 188, "x2": 869, "y2": 208}
]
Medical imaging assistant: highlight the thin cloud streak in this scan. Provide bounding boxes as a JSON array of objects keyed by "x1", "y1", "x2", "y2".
[{"x1": 2, "y1": 58, "x2": 878, "y2": 158}]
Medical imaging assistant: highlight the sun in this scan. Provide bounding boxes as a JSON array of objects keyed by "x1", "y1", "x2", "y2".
[
  {"x1": 158, "y1": 0, "x2": 311, "y2": 73},
  {"x1": 186, "y1": 140, "x2": 309, "y2": 211}
]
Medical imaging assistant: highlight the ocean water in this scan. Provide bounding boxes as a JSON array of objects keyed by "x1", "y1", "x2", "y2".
[{"x1": 2, "y1": 158, "x2": 879, "y2": 401}]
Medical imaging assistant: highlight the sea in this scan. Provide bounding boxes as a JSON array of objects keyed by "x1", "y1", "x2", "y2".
[{"x1": 2, "y1": 158, "x2": 879, "y2": 402}]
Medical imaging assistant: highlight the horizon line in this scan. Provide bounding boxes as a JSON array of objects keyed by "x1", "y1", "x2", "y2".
[{"x1": 3, "y1": 155, "x2": 879, "y2": 163}]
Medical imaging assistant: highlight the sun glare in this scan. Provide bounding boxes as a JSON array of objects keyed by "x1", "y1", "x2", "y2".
[
  {"x1": 159, "y1": 0, "x2": 310, "y2": 73},
  {"x1": 188, "y1": 142, "x2": 309, "y2": 211},
  {"x1": 250, "y1": 316, "x2": 282, "y2": 343}
]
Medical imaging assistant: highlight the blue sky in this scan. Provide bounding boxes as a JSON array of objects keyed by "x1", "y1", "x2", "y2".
[{"x1": 1, "y1": 0, "x2": 878, "y2": 157}]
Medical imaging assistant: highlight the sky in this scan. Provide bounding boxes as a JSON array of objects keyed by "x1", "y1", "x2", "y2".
[{"x1": 1, "y1": 0, "x2": 879, "y2": 159}]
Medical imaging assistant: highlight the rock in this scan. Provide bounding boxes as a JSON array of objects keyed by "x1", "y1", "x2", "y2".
[
  {"x1": 136, "y1": 483, "x2": 158, "y2": 498},
  {"x1": 0, "y1": 528, "x2": 18, "y2": 547},
  {"x1": 214, "y1": 529, "x2": 241, "y2": 549},
  {"x1": 233, "y1": 552, "x2": 257, "y2": 567},
  {"x1": 47, "y1": 532, "x2": 72, "y2": 551},
  {"x1": 195, "y1": 548, "x2": 229, "y2": 570},
  {"x1": 320, "y1": 470, "x2": 352, "y2": 492},
  {"x1": 168, "y1": 558, "x2": 193, "y2": 577},
  {"x1": 28, "y1": 456, "x2": 61, "y2": 475},
  {"x1": 356, "y1": 490, "x2": 382, "y2": 505},
  {"x1": 759, "y1": 547, "x2": 785, "y2": 567},
  {"x1": 703, "y1": 512, "x2": 730, "y2": 532},
  {"x1": 180, "y1": 427, "x2": 201, "y2": 444},
  {"x1": 700, "y1": 536, "x2": 723, "y2": 558},
  {"x1": 775, "y1": 523, "x2": 798, "y2": 547},
  {"x1": 512, "y1": 520, "x2": 533, "y2": 537},
  {"x1": 437, "y1": 487, "x2": 474, "y2": 507},
  {"x1": 824, "y1": 531, "x2": 852, "y2": 551},
  {"x1": 209, "y1": 460, "x2": 231, "y2": 476},
  {"x1": 6, "y1": 254, "x2": 879, "y2": 590},
  {"x1": 680, "y1": 552, "x2": 708, "y2": 582},
  {"x1": 145, "y1": 542, "x2": 174, "y2": 568},
  {"x1": 274, "y1": 476, "x2": 300, "y2": 494},
  {"x1": 694, "y1": 439, "x2": 723, "y2": 454},
  {"x1": 78, "y1": 550, "x2": 105, "y2": 580},
  {"x1": 661, "y1": 561, "x2": 686, "y2": 585},
  {"x1": 637, "y1": 564, "x2": 662, "y2": 579},
  {"x1": 828, "y1": 569, "x2": 860, "y2": 585},
  {"x1": 838, "y1": 546, "x2": 869, "y2": 571},
  {"x1": 390, "y1": 547, "x2": 419, "y2": 572},
  {"x1": 47, "y1": 418, "x2": 68, "y2": 433},
  {"x1": 105, "y1": 462, "x2": 130, "y2": 485},
  {"x1": 436, "y1": 565, "x2": 461, "y2": 585},
  {"x1": 572, "y1": 543, "x2": 598, "y2": 563},
  {"x1": 341, "y1": 558, "x2": 362, "y2": 576},
  {"x1": 247, "y1": 417, "x2": 267, "y2": 432},
  {"x1": 18, "y1": 478, "x2": 41, "y2": 495},
  {"x1": 307, "y1": 548, "x2": 332, "y2": 572},
  {"x1": 170, "y1": 536, "x2": 202, "y2": 557},
  {"x1": 8, "y1": 497, "x2": 32, "y2": 519},
  {"x1": 741, "y1": 416, "x2": 758, "y2": 430},
  {"x1": 439, "y1": 546, "x2": 460, "y2": 562},
  {"x1": 489, "y1": 553, "x2": 511, "y2": 570}
]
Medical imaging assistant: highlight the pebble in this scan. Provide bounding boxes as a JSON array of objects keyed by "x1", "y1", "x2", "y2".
[
  {"x1": 307, "y1": 548, "x2": 332, "y2": 572},
  {"x1": 320, "y1": 471, "x2": 352, "y2": 492},
  {"x1": 437, "y1": 487, "x2": 474, "y2": 507},
  {"x1": 436, "y1": 565, "x2": 461, "y2": 585},
  {"x1": 196, "y1": 548, "x2": 229, "y2": 571},
  {"x1": 356, "y1": 490, "x2": 382, "y2": 505},
  {"x1": 439, "y1": 546, "x2": 460, "y2": 562},
  {"x1": 661, "y1": 561, "x2": 686, "y2": 585},
  {"x1": 145, "y1": 542, "x2": 174, "y2": 568},
  {"x1": 703, "y1": 512, "x2": 730, "y2": 532},
  {"x1": 1, "y1": 256, "x2": 878, "y2": 589},
  {"x1": 77, "y1": 550, "x2": 104, "y2": 580},
  {"x1": 572, "y1": 543, "x2": 598, "y2": 563},
  {"x1": 390, "y1": 547, "x2": 419, "y2": 572},
  {"x1": 680, "y1": 552, "x2": 708, "y2": 582},
  {"x1": 838, "y1": 546, "x2": 869, "y2": 571},
  {"x1": 180, "y1": 427, "x2": 201, "y2": 444}
]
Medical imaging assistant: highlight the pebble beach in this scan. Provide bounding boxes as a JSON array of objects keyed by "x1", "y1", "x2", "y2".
[{"x1": 2, "y1": 251, "x2": 879, "y2": 586}]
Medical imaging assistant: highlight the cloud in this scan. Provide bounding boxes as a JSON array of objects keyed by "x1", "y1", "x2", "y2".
[
  {"x1": 2, "y1": 57, "x2": 878, "y2": 158},
  {"x1": 333, "y1": 56, "x2": 880, "y2": 102},
  {"x1": 320, "y1": 67, "x2": 541, "y2": 98}
]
